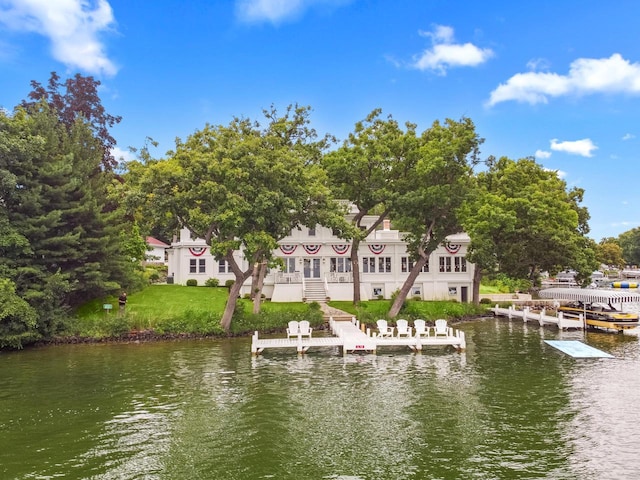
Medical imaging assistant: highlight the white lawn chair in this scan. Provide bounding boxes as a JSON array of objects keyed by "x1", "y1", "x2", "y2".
[
  {"x1": 298, "y1": 320, "x2": 313, "y2": 338},
  {"x1": 376, "y1": 319, "x2": 394, "y2": 337},
  {"x1": 396, "y1": 319, "x2": 412, "y2": 338},
  {"x1": 287, "y1": 321, "x2": 300, "y2": 338},
  {"x1": 413, "y1": 319, "x2": 429, "y2": 338},
  {"x1": 433, "y1": 319, "x2": 449, "y2": 338}
]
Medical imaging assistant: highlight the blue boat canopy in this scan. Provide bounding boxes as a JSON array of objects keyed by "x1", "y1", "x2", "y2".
[{"x1": 539, "y1": 288, "x2": 640, "y2": 304}]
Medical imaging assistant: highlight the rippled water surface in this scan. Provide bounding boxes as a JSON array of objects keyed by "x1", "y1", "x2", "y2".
[{"x1": 1, "y1": 318, "x2": 639, "y2": 479}]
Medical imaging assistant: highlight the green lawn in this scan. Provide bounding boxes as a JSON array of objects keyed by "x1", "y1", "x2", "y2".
[
  {"x1": 71, "y1": 285, "x2": 321, "y2": 338},
  {"x1": 68, "y1": 285, "x2": 489, "y2": 340}
]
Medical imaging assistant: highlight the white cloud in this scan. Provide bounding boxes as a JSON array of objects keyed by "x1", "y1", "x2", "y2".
[
  {"x1": 411, "y1": 25, "x2": 493, "y2": 75},
  {"x1": 535, "y1": 149, "x2": 551, "y2": 159},
  {"x1": 0, "y1": 0, "x2": 117, "y2": 76},
  {"x1": 487, "y1": 54, "x2": 640, "y2": 106},
  {"x1": 235, "y1": 0, "x2": 349, "y2": 24},
  {"x1": 622, "y1": 133, "x2": 635, "y2": 140},
  {"x1": 111, "y1": 146, "x2": 134, "y2": 164},
  {"x1": 550, "y1": 138, "x2": 598, "y2": 157}
]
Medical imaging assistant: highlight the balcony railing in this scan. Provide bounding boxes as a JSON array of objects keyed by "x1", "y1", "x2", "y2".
[
  {"x1": 275, "y1": 272, "x2": 302, "y2": 284},
  {"x1": 327, "y1": 272, "x2": 353, "y2": 283}
]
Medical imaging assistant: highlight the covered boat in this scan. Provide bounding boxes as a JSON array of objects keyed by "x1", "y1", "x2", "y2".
[{"x1": 539, "y1": 288, "x2": 640, "y2": 332}]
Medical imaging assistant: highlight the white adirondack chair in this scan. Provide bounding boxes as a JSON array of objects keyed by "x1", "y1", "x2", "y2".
[
  {"x1": 396, "y1": 319, "x2": 412, "y2": 337},
  {"x1": 413, "y1": 319, "x2": 429, "y2": 337},
  {"x1": 298, "y1": 320, "x2": 313, "y2": 338},
  {"x1": 287, "y1": 321, "x2": 300, "y2": 338},
  {"x1": 433, "y1": 319, "x2": 449, "y2": 338},
  {"x1": 376, "y1": 319, "x2": 394, "y2": 337}
]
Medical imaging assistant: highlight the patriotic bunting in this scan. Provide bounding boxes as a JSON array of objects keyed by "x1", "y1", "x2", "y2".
[
  {"x1": 368, "y1": 244, "x2": 385, "y2": 255},
  {"x1": 332, "y1": 244, "x2": 350, "y2": 255},
  {"x1": 445, "y1": 243, "x2": 461, "y2": 254},
  {"x1": 279, "y1": 245, "x2": 297, "y2": 255},
  {"x1": 189, "y1": 247, "x2": 207, "y2": 257},
  {"x1": 303, "y1": 244, "x2": 322, "y2": 255}
]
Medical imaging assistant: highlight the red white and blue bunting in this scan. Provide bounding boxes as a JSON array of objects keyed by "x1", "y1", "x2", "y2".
[
  {"x1": 445, "y1": 243, "x2": 461, "y2": 254},
  {"x1": 332, "y1": 244, "x2": 350, "y2": 255},
  {"x1": 368, "y1": 244, "x2": 385, "y2": 255},
  {"x1": 279, "y1": 245, "x2": 297, "y2": 255},
  {"x1": 188, "y1": 246, "x2": 207, "y2": 257},
  {"x1": 303, "y1": 244, "x2": 322, "y2": 255}
]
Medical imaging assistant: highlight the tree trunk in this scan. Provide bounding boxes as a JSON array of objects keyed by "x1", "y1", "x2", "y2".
[
  {"x1": 388, "y1": 256, "x2": 427, "y2": 318},
  {"x1": 250, "y1": 263, "x2": 259, "y2": 299},
  {"x1": 472, "y1": 265, "x2": 482, "y2": 304},
  {"x1": 220, "y1": 253, "x2": 253, "y2": 332},
  {"x1": 220, "y1": 279, "x2": 244, "y2": 331},
  {"x1": 252, "y1": 261, "x2": 267, "y2": 314},
  {"x1": 351, "y1": 237, "x2": 362, "y2": 305}
]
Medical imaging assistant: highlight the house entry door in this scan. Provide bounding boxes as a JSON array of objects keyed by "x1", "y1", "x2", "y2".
[{"x1": 304, "y1": 258, "x2": 321, "y2": 279}]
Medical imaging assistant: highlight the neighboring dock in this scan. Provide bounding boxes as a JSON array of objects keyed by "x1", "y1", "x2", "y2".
[
  {"x1": 250, "y1": 316, "x2": 466, "y2": 355},
  {"x1": 490, "y1": 305, "x2": 584, "y2": 329}
]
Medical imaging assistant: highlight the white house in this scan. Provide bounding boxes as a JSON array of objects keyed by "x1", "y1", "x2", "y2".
[
  {"x1": 166, "y1": 207, "x2": 474, "y2": 303},
  {"x1": 145, "y1": 236, "x2": 170, "y2": 264}
]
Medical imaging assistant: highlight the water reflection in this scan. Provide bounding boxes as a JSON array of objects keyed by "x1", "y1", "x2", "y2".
[{"x1": 1, "y1": 320, "x2": 640, "y2": 479}]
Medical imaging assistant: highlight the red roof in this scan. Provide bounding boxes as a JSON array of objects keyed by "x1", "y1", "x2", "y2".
[{"x1": 146, "y1": 236, "x2": 170, "y2": 247}]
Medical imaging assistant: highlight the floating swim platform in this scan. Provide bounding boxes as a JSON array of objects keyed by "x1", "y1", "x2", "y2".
[
  {"x1": 544, "y1": 340, "x2": 614, "y2": 358},
  {"x1": 611, "y1": 281, "x2": 639, "y2": 288}
]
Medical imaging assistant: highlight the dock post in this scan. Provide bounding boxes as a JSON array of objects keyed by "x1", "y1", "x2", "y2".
[
  {"x1": 251, "y1": 331, "x2": 259, "y2": 355},
  {"x1": 523, "y1": 306, "x2": 529, "y2": 323}
]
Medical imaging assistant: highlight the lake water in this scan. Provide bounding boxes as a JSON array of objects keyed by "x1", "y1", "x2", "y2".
[{"x1": 2, "y1": 318, "x2": 639, "y2": 480}]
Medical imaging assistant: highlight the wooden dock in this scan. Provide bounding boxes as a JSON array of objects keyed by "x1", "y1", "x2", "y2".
[
  {"x1": 490, "y1": 305, "x2": 584, "y2": 329},
  {"x1": 251, "y1": 317, "x2": 466, "y2": 355}
]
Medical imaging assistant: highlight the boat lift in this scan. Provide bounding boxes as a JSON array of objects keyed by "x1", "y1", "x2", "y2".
[{"x1": 539, "y1": 288, "x2": 640, "y2": 332}]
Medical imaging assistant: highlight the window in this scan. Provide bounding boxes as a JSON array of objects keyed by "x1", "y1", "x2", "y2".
[
  {"x1": 363, "y1": 257, "x2": 391, "y2": 273},
  {"x1": 362, "y1": 257, "x2": 375, "y2": 273},
  {"x1": 330, "y1": 257, "x2": 351, "y2": 273},
  {"x1": 439, "y1": 257, "x2": 452, "y2": 272},
  {"x1": 454, "y1": 256, "x2": 467, "y2": 272},
  {"x1": 282, "y1": 257, "x2": 296, "y2": 273},
  {"x1": 401, "y1": 257, "x2": 429, "y2": 273},
  {"x1": 308, "y1": 227, "x2": 316, "y2": 236},
  {"x1": 191, "y1": 259, "x2": 207, "y2": 273},
  {"x1": 218, "y1": 260, "x2": 230, "y2": 273},
  {"x1": 378, "y1": 256, "x2": 391, "y2": 273}
]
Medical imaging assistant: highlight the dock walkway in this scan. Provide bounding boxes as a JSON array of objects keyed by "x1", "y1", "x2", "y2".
[
  {"x1": 251, "y1": 317, "x2": 466, "y2": 355},
  {"x1": 490, "y1": 305, "x2": 583, "y2": 329}
]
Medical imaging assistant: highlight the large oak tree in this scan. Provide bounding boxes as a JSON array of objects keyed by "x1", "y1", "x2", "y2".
[
  {"x1": 131, "y1": 105, "x2": 349, "y2": 330},
  {"x1": 388, "y1": 117, "x2": 482, "y2": 318},
  {"x1": 323, "y1": 109, "x2": 416, "y2": 304},
  {"x1": 459, "y1": 156, "x2": 598, "y2": 302}
]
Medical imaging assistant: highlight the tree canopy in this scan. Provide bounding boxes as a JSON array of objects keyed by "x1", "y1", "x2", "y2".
[
  {"x1": 0, "y1": 73, "x2": 138, "y2": 347},
  {"x1": 323, "y1": 109, "x2": 415, "y2": 304},
  {"x1": 388, "y1": 117, "x2": 482, "y2": 317},
  {"x1": 128, "y1": 105, "x2": 350, "y2": 330},
  {"x1": 459, "y1": 156, "x2": 598, "y2": 299}
]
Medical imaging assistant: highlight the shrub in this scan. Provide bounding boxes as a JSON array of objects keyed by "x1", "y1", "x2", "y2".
[
  {"x1": 186, "y1": 279, "x2": 198, "y2": 287},
  {"x1": 205, "y1": 278, "x2": 219, "y2": 287},
  {"x1": 480, "y1": 297, "x2": 492, "y2": 304},
  {"x1": 225, "y1": 279, "x2": 235, "y2": 288}
]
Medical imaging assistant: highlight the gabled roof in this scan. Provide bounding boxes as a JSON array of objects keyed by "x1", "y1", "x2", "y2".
[{"x1": 146, "y1": 236, "x2": 170, "y2": 247}]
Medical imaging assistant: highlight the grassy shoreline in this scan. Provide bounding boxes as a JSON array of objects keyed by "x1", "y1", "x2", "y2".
[{"x1": 41, "y1": 285, "x2": 491, "y2": 346}]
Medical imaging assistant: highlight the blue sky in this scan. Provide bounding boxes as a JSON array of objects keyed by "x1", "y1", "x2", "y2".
[{"x1": 1, "y1": 0, "x2": 640, "y2": 242}]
